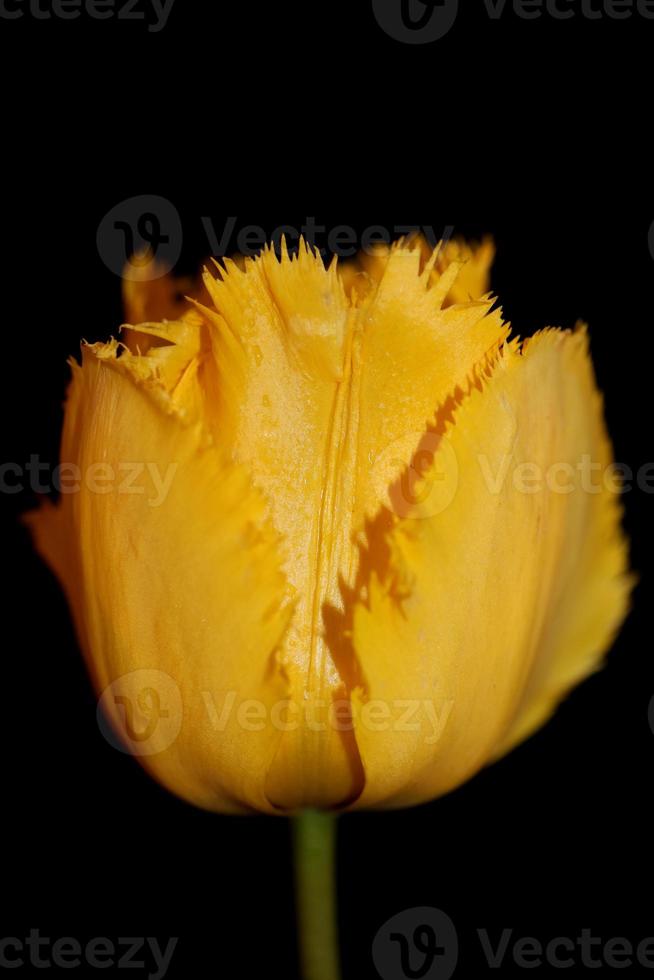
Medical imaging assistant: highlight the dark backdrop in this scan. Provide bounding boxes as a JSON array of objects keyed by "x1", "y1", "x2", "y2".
[{"x1": 1, "y1": 3, "x2": 652, "y2": 979}]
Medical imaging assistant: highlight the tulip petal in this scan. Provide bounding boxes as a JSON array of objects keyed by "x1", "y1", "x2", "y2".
[
  {"x1": 122, "y1": 253, "x2": 206, "y2": 325},
  {"x1": 197, "y1": 244, "x2": 364, "y2": 808},
  {"x1": 28, "y1": 342, "x2": 294, "y2": 814},
  {"x1": 348, "y1": 327, "x2": 631, "y2": 809},
  {"x1": 354, "y1": 241, "x2": 508, "y2": 522},
  {"x1": 190, "y1": 241, "x2": 510, "y2": 809},
  {"x1": 340, "y1": 236, "x2": 495, "y2": 308}
]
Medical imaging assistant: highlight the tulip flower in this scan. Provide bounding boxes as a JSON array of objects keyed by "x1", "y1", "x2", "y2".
[{"x1": 29, "y1": 235, "x2": 631, "y2": 980}]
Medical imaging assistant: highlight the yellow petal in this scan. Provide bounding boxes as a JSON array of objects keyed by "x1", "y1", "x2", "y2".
[
  {"x1": 348, "y1": 327, "x2": 630, "y2": 809},
  {"x1": 28, "y1": 341, "x2": 293, "y2": 814},
  {"x1": 353, "y1": 240, "x2": 507, "y2": 521},
  {"x1": 186, "y1": 239, "x2": 508, "y2": 808},
  {"x1": 122, "y1": 252, "x2": 206, "y2": 324},
  {"x1": 431, "y1": 236, "x2": 495, "y2": 306},
  {"x1": 339, "y1": 235, "x2": 495, "y2": 308},
  {"x1": 492, "y1": 329, "x2": 634, "y2": 757},
  {"x1": 196, "y1": 243, "x2": 361, "y2": 808}
]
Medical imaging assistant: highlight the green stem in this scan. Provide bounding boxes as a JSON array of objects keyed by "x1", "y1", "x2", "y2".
[{"x1": 291, "y1": 809, "x2": 341, "y2": 980}]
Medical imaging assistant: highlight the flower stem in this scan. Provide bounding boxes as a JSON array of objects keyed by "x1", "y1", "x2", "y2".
[{"x1": 291, "y1": 809, "x2": 341, "y2": 980}]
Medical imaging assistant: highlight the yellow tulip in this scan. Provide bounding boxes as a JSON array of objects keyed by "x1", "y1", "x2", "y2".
[{"x1": 29, "y1": 236, "x2": 631, "y2": 817}]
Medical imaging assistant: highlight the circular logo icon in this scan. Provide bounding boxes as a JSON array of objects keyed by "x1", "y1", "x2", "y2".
[
  {"x1": 372, "y1": 0, "x2": 459, "y2": 44},
  {"x1": 373, "y1": 906, "x2": 458, "y2": 980},
  {"x1": 97, "y1": 669, "x2": 183, "y2": 756},
  {"x1": 96, "y1": 195, "x2": 182, "y2": 280},
  {"x1": 372, "y1": 430, "x2": 459, "y2": 519}
]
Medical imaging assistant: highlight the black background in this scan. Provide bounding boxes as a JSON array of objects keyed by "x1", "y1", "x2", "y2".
[{"x1": 1, "y1": 1, "x2": 652, "y2": 978}]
